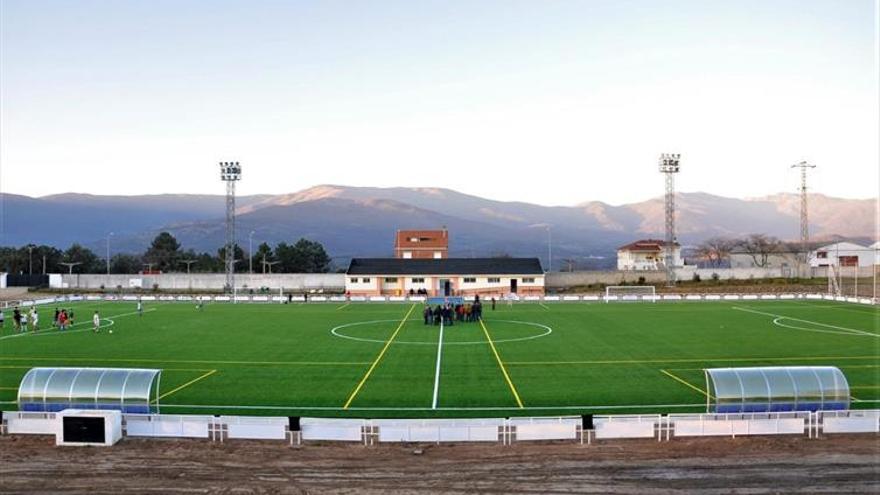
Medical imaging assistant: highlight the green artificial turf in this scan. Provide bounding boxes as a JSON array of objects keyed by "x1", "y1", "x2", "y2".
[{"x1": 1, "y1": 299, "x2": 877, "y2": 418}]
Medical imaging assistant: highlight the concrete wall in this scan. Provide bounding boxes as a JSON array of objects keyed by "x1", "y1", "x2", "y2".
[
  {"x1": 61, "y1": 273, "x2": 345, "y2": 291},
  {"x1": 545, "y1": 266, "x2": 829, "y2": 289}
]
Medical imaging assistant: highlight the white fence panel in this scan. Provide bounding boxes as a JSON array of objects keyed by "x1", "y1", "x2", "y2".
[
  {"x1": 582, "y1": 295, "x2": 600, "y2": 301},
  {"x1": 510, "y1": 417, "x2": 579, "y2": 441},
  {"x1": 252, "y1": 296, "x2": 270, "y2": 302},
  {"x1": 822, "y1": 411, "x2": 880, "y2": 434},
  {"x1": 375, "y1": 419, "x2": 502, "y2": 443},
  {"x1": 704, "y1": 295, "x2": 721, "y2": 300},
  {"x1": 214, "y1": 296, "x2": 230, "y2": 302},
  {"x1": 301, "y1": 418, "x2": 363, "y2": 442},
  {"x1": 594, "y1": 415, "x2": 657, "y2": 439},
  {"x1": 806, "y1": 294, "x2": 823, "y2": 300},
  {"x1": 543, "y1": 296, "x2": 560, "y2": 301},
  {"x1": 224, "y1": 416, "x2": 287, "y2": 440},
  {"x1": 388, "y1": 296, "x2": 406, "y2": 302},
  {"x1": 779, "y1": 294, "x2": 795, "y2": 300},
  {"x1": 662, "y1": 295, "x2": 682, "y2": 300},
  {"x1": 124, "y1": 414, "x2": 211, "y2": 438},
  {"x1": 742, "y1": 295, "x2": 758, "y2": 300},
  {"x1": 563, "y1": 296, "x2": 581, "y2": 301},
  {"x1": 760, "y1": 294, "x2": 777, "y2": 300},
  {"x1": 685, "y1": 295, "x2": 702, "y2": 301},
  {"x1": 524, "y1": 296, "x2": 541, "y2": 301},
  {"x1": 723, "y1": 295, "x2": 740, "y2": 300},
  {"x1": 369, "y1": 296, "x2": 386, "y2": 302},
  {"x1": 5, "y1": 412, "x2": 57, "y2": 435},
  {"x1": 672, "y1": 414, "x2": 805, "y2": 437}
]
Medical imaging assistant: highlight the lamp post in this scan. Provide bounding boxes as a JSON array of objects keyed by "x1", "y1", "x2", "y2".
[
  {"x1": 28, "y1": 246, "x2": 33, "y2": 275},
  {"x1": 248, "y1": 230, "x2": 256, "y2": 274},
  {"x1": 106, "y1": 232, "x2": 114, "y2": 275},
  {"x1": 59, "y1": 262, "x2": 82, "y2": 275},
  {"x1": 546, "y1": 225, "x2": 552, "y2": 273}
]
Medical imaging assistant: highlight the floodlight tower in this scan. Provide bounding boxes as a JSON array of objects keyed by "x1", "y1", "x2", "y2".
[
  {"x1": 659, "y1": 153, "x2": 681, "y2": 287},
  {"x1": 791, "y1": 161, "x2": 816, "y2": 269},
  {"x1": 220, "y1": 161, "x2": 242, "y2": 292}
]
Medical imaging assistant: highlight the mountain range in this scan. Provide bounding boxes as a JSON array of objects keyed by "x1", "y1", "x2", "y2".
[{"x1": 1, "y1": 186, "x2": 874, "y2": 270}]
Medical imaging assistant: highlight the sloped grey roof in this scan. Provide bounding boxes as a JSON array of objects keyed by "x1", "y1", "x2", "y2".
[{"x1": 347, "y1": 258, "x2": 544, "y2": 275}]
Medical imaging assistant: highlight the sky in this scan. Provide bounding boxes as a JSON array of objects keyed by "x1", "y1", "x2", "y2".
[{"x1": 0, "y1": 0, "x2": 877, "y2": 206}]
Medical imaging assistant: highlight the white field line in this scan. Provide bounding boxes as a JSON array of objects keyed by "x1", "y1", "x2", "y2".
[
  {"x1": 538, "y1": 302, "x2": 550, "y2": 310},
  {"x1": 431, "y1": 319, "x2": 444, "y2": 409},
  {"x1": 144, "y1": 402, "x2": 709, "y2": 411},
  {"x1": 0, "y1": 309, "x2": 156, "y2": 341},
  {"x1": 732, "y1": 306, "x2": 878, "y2": 337},
  {"x1": 771, "y1": 317, "x2": 880, "y2": 338}
]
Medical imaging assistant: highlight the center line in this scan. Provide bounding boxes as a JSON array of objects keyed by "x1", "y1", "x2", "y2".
[{"x1": 431, "y1": 319, "x2": 444, "y2": 409}]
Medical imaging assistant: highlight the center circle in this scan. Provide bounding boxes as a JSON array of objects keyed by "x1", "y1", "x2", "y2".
[{"x1": 330, "y1": 319, "x2": 552, "y2": 346}]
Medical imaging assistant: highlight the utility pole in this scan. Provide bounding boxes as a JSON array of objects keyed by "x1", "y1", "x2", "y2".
[
  {"x1": 263, "y1": 260, "x2": 280, "y2": 274},
  {"x1": 220, "y1": 161, "x2": 242, "y2": 293},
  {"x1": 547, "y1": 225, "x2": 552, "y2": 273},
  {"x1": 59, "y1": 262, "x2": 82, "y2": 275},
  {"x1": 659, "y1": 153, "x2": 681, "y2": 287},
  {"x1": 248, "y1": 230, "x2": 256, "y2": 274},
  {"x1": 791, "y1": 161, "x2": 816, "y2": 272},
  {"x1": 28, "y1": 246, "x2": 34, "y2": 275},
  {"x1": 106, "y1": 232, "x2": 114, "y2": 275},
  {"x1": 179, "y1": 259, "x2": 197, "y2": 274}
]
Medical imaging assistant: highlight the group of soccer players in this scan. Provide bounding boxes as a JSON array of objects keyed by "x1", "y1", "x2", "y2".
[{"x1": 0, "y1": 299, "x2": 147, "y2": 335}]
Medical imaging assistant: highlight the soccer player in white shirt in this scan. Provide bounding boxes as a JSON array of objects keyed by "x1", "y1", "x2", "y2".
[{"x1": 93, "y1": 311, "x2": 101, "y2": 333}]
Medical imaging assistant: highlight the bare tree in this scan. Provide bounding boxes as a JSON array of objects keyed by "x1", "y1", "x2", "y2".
[
  {"x1": 695, "y1": 237, "x2": 735, "y2": 267},
  {"x1": 738, "y1": 234, "x2": 784, "y2": 268}
]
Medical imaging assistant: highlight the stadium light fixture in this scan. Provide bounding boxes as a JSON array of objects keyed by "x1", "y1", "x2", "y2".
[{"x1": 59, "y1": 262, "x2": 82, "y2": 275}]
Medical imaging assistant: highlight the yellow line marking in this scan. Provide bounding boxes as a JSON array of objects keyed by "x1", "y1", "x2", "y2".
[
  {"x1": 0, "y1": 386, "x2": 18, "y2": 390},
  {"x1": 153, "y1": 370, "x2": 218, "y2": 403},
  {"x1": 661, "y1": 369, "x2": 715, "y2": 400},
  {"x1": 336, "y1": 302, "x2": 351, "y2": 310},
  {"x1": 0, "y1": 356, "x2": 371, "y2": 366},
  {"x1": 505, "y1": 355, "x2": 880, "y2": 366},
  {"x1": 480, "y1": 319, "x2": 524, "y2": 408},
  {"x1": 850, "y1": 385, "x2": 880, "y2": 389},
  {"x1": 343, "y1": 304, "x2": 416, "y2": 409},
  {"x1": 667, "y1": 363, "x2": 880, "y2": 372}
]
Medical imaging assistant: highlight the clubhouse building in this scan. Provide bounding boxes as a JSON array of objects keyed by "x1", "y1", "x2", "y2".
[{"x1": 345, "y1": 258, "x2": 545, "y2": 298}]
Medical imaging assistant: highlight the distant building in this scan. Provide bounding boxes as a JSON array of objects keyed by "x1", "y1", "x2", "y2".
[
  {"x1": 394, "y1": 229, "x2": 448, "y2": 259},
  {"x1": 809, "y1": 242, "x2": 873, "y2": 268},
  {"x1": 345, "y1": 258, "x2": 544, "y2": 297},
  {"x1": 617, "y1": 239, "x2": 682, "y2": 271},
  {"x1": 872, "y1": 241, "x2": 880, "y2": 265},
  {"x1": 729, "y1": 249, "x2": 800, "y2": 269}
]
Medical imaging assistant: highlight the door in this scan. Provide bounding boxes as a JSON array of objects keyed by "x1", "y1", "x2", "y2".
[
  {"x1": 510, "y1": 279, "x2": 518, "y2": 293},
  {"x1": 444, "y1": 280, "x2": 452, "y2": 296}
]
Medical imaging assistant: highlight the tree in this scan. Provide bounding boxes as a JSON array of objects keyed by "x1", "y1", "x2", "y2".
[
  {"x1": 144, "y1": 232, "x2": 182, "y2": 272},
  {"x1": 275, "y1": 238, "x2": 331, "y2": 273},
  {"x1": 216, "y1": 244, "x2": 246, "y2": 271},
  {"x1": 694, "y1": 237, "x2": 735, "y2": 268},
  {"x1": 253, "y1": 242, "x2": 275, "y2": 273},
  {"x1": 110, "y1": 253, "x2": 143, "y2": 274},
  {"x1": 737, "y1": 234, "x2": 784, "y2": 268},
  {"x1": 61, "y1": 244, "x2": 102, "y2": 273}
]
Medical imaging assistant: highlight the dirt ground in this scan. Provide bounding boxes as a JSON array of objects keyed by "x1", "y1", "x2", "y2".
[{"x1": 1, "y1": 434, "x2": 878, "y2": 494}]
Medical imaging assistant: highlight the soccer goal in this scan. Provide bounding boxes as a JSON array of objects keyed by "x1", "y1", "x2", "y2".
[{"x1": 604, "y1": 286, "x2": 656, "y2": 303}]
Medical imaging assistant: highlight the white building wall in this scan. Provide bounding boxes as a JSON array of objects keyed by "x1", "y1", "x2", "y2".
[{"x1": 809, "y1": 242, "x2": 873, "y2": 268}]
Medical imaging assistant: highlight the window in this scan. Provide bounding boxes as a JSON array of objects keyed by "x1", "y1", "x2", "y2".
[
  {"x1": 402, "y1": 252, "x2": 412, "y2": 259},
  {"x1": 409, "y1": 237, "x2": 419, "y2": 242},
  {"x1": 487, "y1": 277, "x2": 501, "y2": 283},
  {"x1": 384, "y1": 277, "x2": 398, "y2": 283},
  {"x1": 817, "y1": 252, "x2": 828, "y2": 259},
  {"x1": 411, "y1": 277, "x2": 425, "y2": 283},
  {"x1": 522, "y1": 277, "x2": 535, "y2": 283},
  {"x1": 349, "y1": 278, "x2": 359, "y2": 283},
  {"x1": 362, "y1": 278, "x2": 371, "y2": 283},
  {"x1": 463, "y1": 277, "x2": 476, "y2": 283},
  {"x1": 433, "y1": 251, "x2": 442, "y2": 258}
]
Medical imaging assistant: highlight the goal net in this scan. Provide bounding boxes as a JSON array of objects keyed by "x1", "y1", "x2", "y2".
[{"x1": 605, "y1": 286, "x2": 656, "y2": 303}]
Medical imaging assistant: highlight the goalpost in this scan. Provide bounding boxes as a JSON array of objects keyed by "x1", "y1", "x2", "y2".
[{"x1": 605, "y1": 286, "x2": 657, "y2": 303}]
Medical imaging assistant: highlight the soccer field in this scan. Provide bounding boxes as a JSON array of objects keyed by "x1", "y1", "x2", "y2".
[{"x1": 1, "y1": 300, "x2": 878, "y2": 418}]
